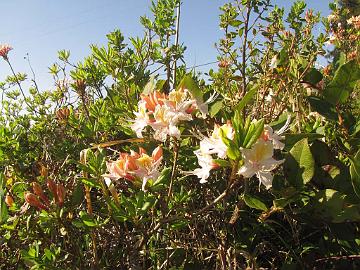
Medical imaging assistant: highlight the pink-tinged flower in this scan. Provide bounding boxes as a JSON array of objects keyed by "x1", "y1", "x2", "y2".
[
  {"x1": 104, "y1": 153, "x2": 138, "y2": 181},
  {"x1": 0, "y1": 44, "x2": 12, "y2": 60},
  {"x1": 184, "y1": 149, "x2": 219, "y2": 183},
  {"x1": 134, "y1": 146, "x2": 163, "y2": 190},
  {"x1": 261, "y1": 115, "x2": 291, "y2": 150},
  {"x1": 200, "y1": 122, "x2": 235, "y2": 159},
  {"x1": 141, "y1": 91, "x2": 166, "y2": 112},
  {"x1": 103, "y1": 146, "x2": 163, "y2": 191},
  {"x1": 238, "y1": 139, "x2": 284, "y2": 189},
  {"x1": 149, "y1": 104, "x2": 182, "y2": 142},
  {"x1": 131, "y1": 88, "x2": 215, "y2": 141}
]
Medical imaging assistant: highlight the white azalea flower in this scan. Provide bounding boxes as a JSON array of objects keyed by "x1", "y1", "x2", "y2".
[
  {"x1": 200, "y1": 123, "x2": 234, "y2": 159},
  {"x1": 261, "y1": 115, "x2": 291, "y2": 150},
  {"x1": 185, "y1": 149, "x2": 219, "y2": 184},
  {"x1": 149, "y1": 104, "x2": 181, "y2": 142},
  {"x1": 238, "y1": 139, "x2": 284, "y2": 189},
  {"x1": 131, "y1": 101, "x2": 150, "y2": 138},
  {"x1": 195, "y1": 92, "x2": 218, "y2": 118}
]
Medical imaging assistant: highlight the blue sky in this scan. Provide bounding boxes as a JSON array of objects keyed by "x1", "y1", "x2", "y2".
[{"x1": 0, "y1": 0, "x2": 332, "y2": 90}]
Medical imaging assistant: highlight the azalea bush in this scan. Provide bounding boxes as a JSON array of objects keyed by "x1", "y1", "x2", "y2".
[{"x1": 0, "y1": 0, "x2": 360, "y2": 269}]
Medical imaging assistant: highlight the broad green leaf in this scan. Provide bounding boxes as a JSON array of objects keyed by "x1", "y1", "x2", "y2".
[
  {"x1": 284, "y1": 133, "x2": 323, "y2": 151},
  {"x1": 303, "y1": 68, "x2": 323, "y2": 85},
  {"x1": 308, "y1": 189, "x2": 360, "y2": 223},
  {"x1": 324, "y1": 60, "x2": 360, "y2": 105},
  {"x1": 307, "y1": 96, "x2": 338, "y2": 121},
  {"x1": 221, "y1": 130, "x2": 241, "y2": 160},
  {"x1": 151, "y1": 167, "x2": 171, "y2": 190},
  {"x1": 350, "y1": 149, "x2": 360, "y2": 199},
  {"x1": 213, "y1": 159, "x2": 231, "y2": 167},
  {"x1": 243, "y1": 194, "x2": 268, "y2": 211},
  {"x1": 284, "y1": 138, "x2": 315, "y2": 187}
]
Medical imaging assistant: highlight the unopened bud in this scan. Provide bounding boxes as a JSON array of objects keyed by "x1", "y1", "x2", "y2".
[
  {"x1": 56, "y1": 184, "x2": 66, "y2": 207},
  {"x1": 47, "y1": 179, "x2": 57, "y2": 197},
  {"x1": 32, "y1": 182, "x2": 50, "y2": 205},
  {"x1": 5, "y1": 194, "x2": 14, "y2": 207},
  {"x1": 25, "y1": 192, "x2": 48, "y2": 211}
]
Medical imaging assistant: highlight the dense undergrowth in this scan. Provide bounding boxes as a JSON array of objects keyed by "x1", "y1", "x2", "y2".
[{"x1": 0, "y1": 0, "x2": 360, "y2": 269}]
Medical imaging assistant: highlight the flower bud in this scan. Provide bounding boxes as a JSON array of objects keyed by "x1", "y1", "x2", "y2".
[
  {"x1": 56, "y1": 184, "x2": 66, "y2": 207},
  {"x1": 47, "y1": 179, "x2": 57, "y2": 198},
  {"x1": 25, "y1": 192, "x2": 48, "y2": 211},
  {"x1": 5, "y1": 194, "x2": 14, "y2": 207},
  {"x1": 32, "y1": 182, "x2": 50, "y2": 206}
]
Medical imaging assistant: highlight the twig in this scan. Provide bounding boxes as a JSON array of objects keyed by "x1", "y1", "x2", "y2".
[{"x1": 166, "y1": 138, "x2": 179, "y2": 204}]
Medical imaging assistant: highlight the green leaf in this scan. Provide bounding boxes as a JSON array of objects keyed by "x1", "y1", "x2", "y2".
[
  {"x1": 213, "y1": 159, "x2": 231, "y2": 167},
  {"x1": 234, "y1": 84, "x2": 258, "y2": 112},
  {"x1": 80, "y1": 178, "x2": 101, "y2": 189},
  {"x1": 303, "y1": 68, "x2": 323, "y2": 85},
  {"x1": 244, "y1": 119, "x2": 264, "y2": 148},
  {"x1": 323, "y1": 60, "x2": 360, "y2": 105},
  {"x1": 284, "y1": 138, "x2": 315, "y2": 188},
  {"x1": 350, "y1": 149, "x2": 360, "y2": 199},
  {"x1": 229, "y1": 20, "x2": 243, "y2": 27},
  {"x1": 151, "y1": 167, "x2": 171, "y2": 190},
  {"x1": 284, "y1": 133, "x2": 323, "y2": 151},
  {"x1": 0, "y1": 190, "x2": 9, "y2": 224},
  {"x1": 307, "y1": 96, "x2": 338, "y2": 121},
  {"x1": 79, "y1": 211, "x2": 98, "y2": 227},
  {"x1": 143, "y1": 76, "x2": 156, "y2": 95},
  {"x1": 177, "y1": 75, "x2": 203, "y2": 102},
  {"x1": 209, "y1": 100, "x2": 223, "y2": 117},
  {"x1": 243, "y1": 194, "x2": 268, "y2": 211}
]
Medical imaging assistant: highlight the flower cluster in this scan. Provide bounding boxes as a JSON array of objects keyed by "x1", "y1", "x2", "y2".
[
  {"x1": 25, "y1": 180, "x2": 66, "y2": 211},
  {"x1": 131, "y1": 89, "x2": 213, "y2": 142},
  {"x1": 188, "y1": 123, "x2": 234, "y2": 183},
  {"x1": 104, "y1": 146, "x2": 163, "y2": 190},
  {"x1": 238, "y1": 121, "x2": 289, "y2": 188},
  {"x1": 190, "y1": 118, "x2": 289, "y2": 188}
]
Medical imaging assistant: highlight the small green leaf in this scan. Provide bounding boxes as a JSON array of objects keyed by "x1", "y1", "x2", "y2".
[
  {"x1": 0, "y1": 191, "x2": 9, "y2": 224},
  {"x1": 243, "y1": 194, "x2": 268, "y2": 211},
  {"x1": 244, "y1": 119, "x2": 264, "y2": 148},
  {"x1": 79, "y1": 211, "x2": 98, "y2": 227},
  {"x1": 213, "y1": 159, "x2": 231, "y2": 167},
  {"x1": 209, "y1": 100, "x2": 223, "y2": 117},
  {"x1": 80, "y1": 178, "x2": 101, "y2": 189},
  {"x1": 234, "y1": 84, "x2": 258, "y2": 112}
]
